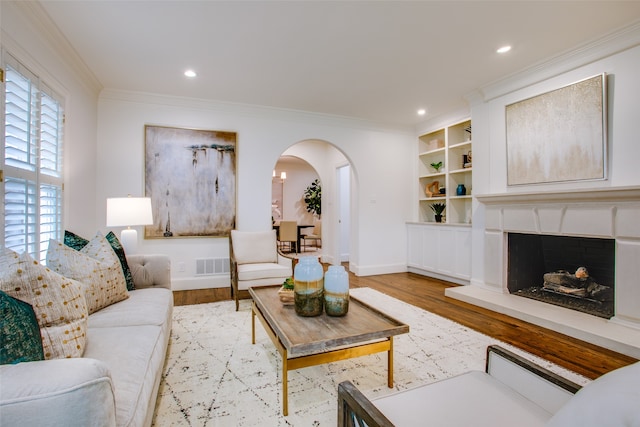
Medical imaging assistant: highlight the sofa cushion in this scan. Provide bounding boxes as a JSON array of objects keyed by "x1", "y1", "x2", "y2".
[
  {"x1": 546, "y1": 361, "x2": 640, "y2": 427},
  {"x1": 373, "y1": 370, "x2": 553, "y2": 426},
  {"x1": 47, "y1": 239, "x2": 129, "y2": 314},
  {"x1": 65, "y1": 230, "x2": 135, "y2": 291},
  {"x1": 84, "y1": 325, "x2": 166, "y2": 427},
  {"x1": 0, "y1": 290, "x2": 44, "y2": 364},
  {"x1": 231, "y1": 230, "x2": 278, "y2": 264},
  {"x1": 0, "y1": 249, "x2": 88, "y2": 359},
  {"x1": 89, "y1": 288, "x2": 173, "y2": 329}
]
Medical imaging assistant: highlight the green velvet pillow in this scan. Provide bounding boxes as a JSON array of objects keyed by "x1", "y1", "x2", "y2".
[
  {"x1": 0, "y1": 290, "x2": 45, "y2": 364},
  {"x1": 63, "y1": 229, "x2": 89, "y2": 250},
  {"x1": 105, "y1": 232, "x2": 135, "y2": 291},
  {"x1": 64, "y1": 230, "x2": 135, "y2": 291}
]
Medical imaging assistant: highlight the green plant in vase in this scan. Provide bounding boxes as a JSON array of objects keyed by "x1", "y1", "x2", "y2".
[
  {"x1": 430, "y1": 202, "x2": 446, "y2": 223},
  {"x1": 430, "y1": 161, "x2": 443, "y2": 173}
]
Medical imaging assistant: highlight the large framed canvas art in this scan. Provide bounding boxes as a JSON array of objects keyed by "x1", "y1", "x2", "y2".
[
  {"x1": 506, "y1": 74, "x2": 606, "y2": 186},
  {"x1": 144, "y1": 125, "x2": 236, "y2": 238}
]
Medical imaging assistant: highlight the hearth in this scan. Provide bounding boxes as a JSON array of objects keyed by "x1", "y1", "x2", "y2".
[{"x1": 507, "y1": 233, "x2": 615, "y2": 319}]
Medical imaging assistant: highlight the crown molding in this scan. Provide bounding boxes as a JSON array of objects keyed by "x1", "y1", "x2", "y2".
[
  {"x1": 8, "y1": 1, "x2": 102, "y2": 95},
  {"x1": 99, "y1": 88, "x2": 414, "y2": 135},
  {"x1": 479, "y1": 21, "x2": 640, "y2": 103}
]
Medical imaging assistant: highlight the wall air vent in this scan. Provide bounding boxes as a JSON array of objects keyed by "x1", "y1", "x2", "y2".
[{"x1": 195, "y1": 258, "x2": 230, "y2": 276}]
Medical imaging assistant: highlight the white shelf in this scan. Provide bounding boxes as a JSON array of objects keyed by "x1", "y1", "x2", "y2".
[
  {"x1": 419, "y1": 147, "x2": 446, "y2": 156},
  {"x1": 419, "y1": 172, "x2": 446, "y2": 179},
  {"x1": 417, "y1": 119, "x2": 472, "y2": 224},
  {"x1": 449, "y1": 140, "x2": 472, "y2": 149},
  {"x1": 449, "y1": 167, "x2": 472, "y2": 175}
]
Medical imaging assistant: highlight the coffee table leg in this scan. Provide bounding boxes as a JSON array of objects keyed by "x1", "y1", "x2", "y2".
[
  {"x1": 388, "y1": 336, "x2": 394, "y2": 388},
  {"x1": 282, "y1": 351, "x2": 288, "y2": 416},
  {"x1": 251, "y1": 303, "x2": 256, "y2": 345}
]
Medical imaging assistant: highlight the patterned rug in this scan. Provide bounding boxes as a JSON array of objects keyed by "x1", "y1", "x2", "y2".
[{"x1": 152, "y1": 288, "x2": 589, "y2": 426}]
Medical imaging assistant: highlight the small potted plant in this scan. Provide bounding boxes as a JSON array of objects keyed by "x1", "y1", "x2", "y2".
[
  {"x1": 278, "y1": 277, "x2": 295, "y2": 305},
  {"x1": 430, "y1": 161, "x2": 443, "y2": 173},
  {"x1": 430, "y1": 202, "x2": 446, "y2": 223}
]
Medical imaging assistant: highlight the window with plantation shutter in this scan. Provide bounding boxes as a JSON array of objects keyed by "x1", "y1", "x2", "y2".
[{"x1": 2, "y1": 53, "x2": 64, "y2": 262}]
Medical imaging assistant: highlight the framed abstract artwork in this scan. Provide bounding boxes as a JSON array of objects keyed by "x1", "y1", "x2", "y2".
[
  {"x1": 144, "y1": 125, "x2": 236, "y2": 238},
  {"x1": 506, "y1": 74, "x2": 606, "y2": 186}
]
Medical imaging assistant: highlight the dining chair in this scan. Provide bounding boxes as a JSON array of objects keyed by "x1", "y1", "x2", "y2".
[
  {"x1": 278, "y1": 220, "x2": 298, "y2": 253},
  {"x1": 302, "y1": 219, "x2": 321, "y2": 251}
]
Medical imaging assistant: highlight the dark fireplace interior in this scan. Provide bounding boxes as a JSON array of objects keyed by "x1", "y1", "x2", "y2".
[{"x1": 507, "y1": 233, "x2": 615, "y2": 319}]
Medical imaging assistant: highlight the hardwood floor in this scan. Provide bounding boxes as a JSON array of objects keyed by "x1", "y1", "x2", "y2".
[{"x1": 174, "y1": 270, "x2": 637, "y2": 380}]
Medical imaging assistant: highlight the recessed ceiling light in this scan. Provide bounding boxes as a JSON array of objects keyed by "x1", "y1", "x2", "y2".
[
  {"x1": 417, "y1": 109, "x2": 426, "y2": 116},
  {"x1": 497, "y1": 45, "x2": 512, "y2": 54},
  {"x1": 184, "y1": 69, "x2": 197, "y2": 78}
]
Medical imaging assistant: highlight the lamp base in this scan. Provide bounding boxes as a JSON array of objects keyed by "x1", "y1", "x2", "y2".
[{"x1": 120, "y1": 228, "x2": 138, "y2": 254}]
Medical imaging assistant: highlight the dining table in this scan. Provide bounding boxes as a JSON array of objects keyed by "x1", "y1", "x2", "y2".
[{"x1": 273, "y1": 223, "x2": 314, "y2": 253}]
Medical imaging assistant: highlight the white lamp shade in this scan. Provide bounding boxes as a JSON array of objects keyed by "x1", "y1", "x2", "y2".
[
  {"x1": 280, "y1": 171, "x2": 286, "y2": 180},
  {"x1": 106, "y1": 197, "x2": 153, "y2": 227}
]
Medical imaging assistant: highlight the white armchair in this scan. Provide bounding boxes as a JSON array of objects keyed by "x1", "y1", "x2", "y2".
[
  {"x1": 229, "y1": 230, "x2": 293, "y2": 311},
  {"x1": 338, "y1": 345, "x2": 640, "y2": 427}
]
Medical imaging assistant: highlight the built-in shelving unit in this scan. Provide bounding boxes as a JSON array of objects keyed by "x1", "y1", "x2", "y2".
[{"x1": 418, "y1": 119, "x2": 472, "y2": 224}]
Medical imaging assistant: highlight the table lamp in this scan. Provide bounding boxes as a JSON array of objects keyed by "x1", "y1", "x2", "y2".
[{"x1": 106, "y1": 196, "x2": 153, "y2": 254}]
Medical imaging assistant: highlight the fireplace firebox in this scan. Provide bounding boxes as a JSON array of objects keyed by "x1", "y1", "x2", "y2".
[{"x1": 507, "y1": 233, "x2": 615, "y2": 319}]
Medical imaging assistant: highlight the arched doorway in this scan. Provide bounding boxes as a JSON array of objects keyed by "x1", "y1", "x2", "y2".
[{"x1": 272, "y1": 139, "x2": 356, "y2": 267}]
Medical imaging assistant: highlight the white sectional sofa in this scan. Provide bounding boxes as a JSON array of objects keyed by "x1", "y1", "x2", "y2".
[
  {"x1": 0, "y1": 254, "x2": 173, "y2": 427},
  {"x1": 339, "y1": 345, "x2": 640, "y2": 427}
]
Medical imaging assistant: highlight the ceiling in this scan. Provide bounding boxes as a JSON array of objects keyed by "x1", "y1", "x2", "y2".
[{"x1": 37, "y1": 1, "x2": 640, "y2": 128}]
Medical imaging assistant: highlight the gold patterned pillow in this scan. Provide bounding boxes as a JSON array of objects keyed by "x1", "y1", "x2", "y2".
[
  {"x1": 0, "y1": 249, "x2": 88, "y2": 359},
  {"x1": 47, "y1": 236, "x2": 129, "y2": 314}
]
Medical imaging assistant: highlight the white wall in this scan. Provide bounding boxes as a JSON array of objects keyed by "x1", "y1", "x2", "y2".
[
  {"x1": 96, "y1": 90, "x2": 414, "y2": 289},
  {"x1": 468, "y1": 25, "x2": 640, "y2": 290}
]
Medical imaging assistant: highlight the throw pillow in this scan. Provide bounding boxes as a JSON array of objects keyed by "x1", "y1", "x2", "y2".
[
  {"x1": 63, "y1": 229, "x2": 89, "y2": 250},
  {"x1": 64, "y1": 230, "x2": 135, "y2": 290},
  {"x1": 105, "y1": 232, "x2": 135, "y2": 291},
  {"x1": 0, "y1": 290, "x2": 45, "y2": 364},
  {"x1": 47, "y1": 237, "x2": 129, "y2": 314},
  {"x1": 0, "y1": 249, "x2": 88, "y2": 359}
]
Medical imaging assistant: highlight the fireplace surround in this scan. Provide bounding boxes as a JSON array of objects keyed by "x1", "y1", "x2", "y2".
[{"x1": 446, "y1": 186, "x2": 640, "y2": 358}]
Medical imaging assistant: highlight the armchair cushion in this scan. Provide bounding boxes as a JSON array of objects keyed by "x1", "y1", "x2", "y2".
[
  {"x1": 237, "y1": 262, "x2": 291, "y2": 283},
  {"x1": 231, "y1": 230, "x2": 278, "y2": 265},
  {"x1": 374, "y1": 370, "x2": 553, "y2": 426}
]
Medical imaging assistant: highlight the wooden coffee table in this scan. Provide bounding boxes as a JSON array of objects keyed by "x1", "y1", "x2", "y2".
[{"x1": 249, "y1": 285, "x2": 409, "y2": 415}]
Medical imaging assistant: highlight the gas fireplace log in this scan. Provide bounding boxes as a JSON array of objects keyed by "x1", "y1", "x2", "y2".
[{"x1": 542, "y1": 268, "x2": 613, "y2": 302}]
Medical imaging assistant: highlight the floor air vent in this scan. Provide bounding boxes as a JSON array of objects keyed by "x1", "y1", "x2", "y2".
[{"x1": 196, "y1": 258, "x2": 230, "y2": 276}]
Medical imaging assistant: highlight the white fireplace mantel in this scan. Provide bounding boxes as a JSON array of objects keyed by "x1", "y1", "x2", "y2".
[
  {"x1": 446, "y1": 185, "x2": 640, "y2": 358},
  {"x1": 475, "y1": 186, "x2": 640, "y2": 205}
]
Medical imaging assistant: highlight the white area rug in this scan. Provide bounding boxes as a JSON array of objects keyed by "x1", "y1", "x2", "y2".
[{"x1": 152, "y1": 288, "x2": 589, "y2": 426}]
